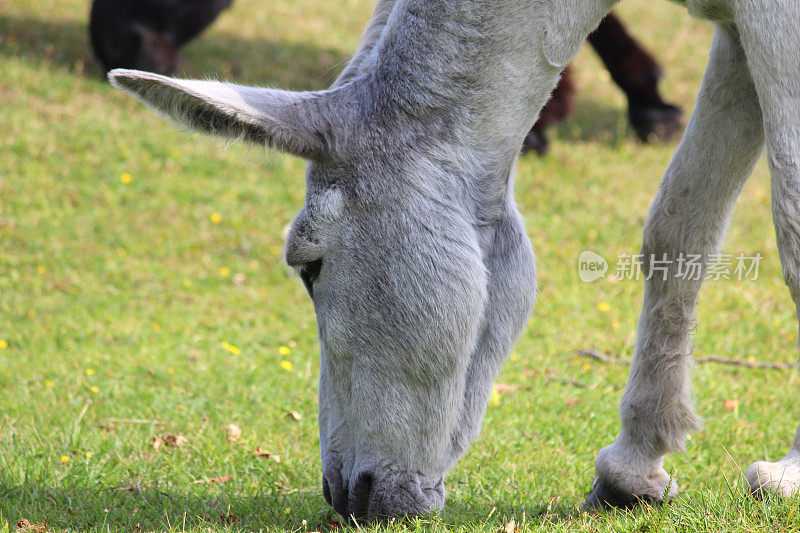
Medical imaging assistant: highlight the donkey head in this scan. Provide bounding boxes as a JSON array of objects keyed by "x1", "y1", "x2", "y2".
[{"x1": 110, "y1": 68, "x2": 536, "y2": 521}]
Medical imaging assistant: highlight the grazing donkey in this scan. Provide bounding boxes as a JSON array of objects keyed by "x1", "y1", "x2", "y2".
[{"x1": 110, "y1": 0, "x2": 800, "y2": 521}]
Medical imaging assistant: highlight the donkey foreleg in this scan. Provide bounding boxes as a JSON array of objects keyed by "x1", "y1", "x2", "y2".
[
  {"x1": 736, "y1": 1, "x2": 800, "y2": 499},
  {"x1": 585, "y1": 24, "x2": 764, "y2": 508}
]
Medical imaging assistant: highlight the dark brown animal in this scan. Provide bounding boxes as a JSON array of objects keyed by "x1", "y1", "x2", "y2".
[
  {"x1": 89, "y1": 0, "x2": 233, "y2": 75},
  {"x1": 523, "y1": 12, "x2": 683, "y2": 154}
]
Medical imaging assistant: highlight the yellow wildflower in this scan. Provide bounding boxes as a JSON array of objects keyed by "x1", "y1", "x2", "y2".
[
  {"x1": 37, "y1": 266, "x2": 46, "y2": 275},
  {"x1": 44, "y1": 379, "x2": 55, "y2": 388},
  {"x1": 220, "y1": 267, "x2": 230, "y2": 277},
  {"x1": 120, "y1": 173, "x2": 132, "y2": 184},
  {"x1": 597, "y1": 302, "x2": 611, "y2": 313},
  {"x1": 85, "y1": 451, "x2": 93, "y2": 459},
  {"x1": 278, "y1": 345, "x2": 291, "y2": 356},
  {"x1": 280, "y1": 360, "x2": 293, "y2": 371},
  {"x1": 222, "y1": 342, "x2": 242, "y2": 355},
  {"x1": 0, "y1": 340, "x2": 7, "y2": 349},
  {"x1": 90, "y1": 386, "x2": 100, "y2": 394},
  {"x1": 60, "y1": 455, "x2": 70, "y2": 464},
  {"x1": 210, "y1": 212, "x2": 222, "y2": 224},
  {"x1": 489, "y1": 384, "x2": 501, "y2": 407},
  {"x1": 85, "y1": 368, "x2": 95, "y2": 376}
]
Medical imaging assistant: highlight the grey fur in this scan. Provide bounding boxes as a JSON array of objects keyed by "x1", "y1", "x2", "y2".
[{"x1": 109, "y1": 0, "x2": 800, "y2": 520}]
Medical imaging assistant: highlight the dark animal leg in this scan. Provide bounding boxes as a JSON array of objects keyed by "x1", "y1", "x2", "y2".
[
  {"x1": 89, "y1": 0, "x2": 232, "y2": 75},
  {"x1": 587, "y1": 13, "x2": 682, "y2": 142},
  {"x1": 522, "y1": 66, "x2": 575, "y2": 155},
  {"x1": 169, "y1": 0, "x2": 233, "y2": 46}
]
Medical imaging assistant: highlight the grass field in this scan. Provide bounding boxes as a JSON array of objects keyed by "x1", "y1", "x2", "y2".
[{"x1": 2, "y1": 0, "x2": 800, "y2": 531}]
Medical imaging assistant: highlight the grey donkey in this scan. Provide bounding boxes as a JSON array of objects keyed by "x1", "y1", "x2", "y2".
[{"x1": 109, "y1": 0, "x2": 800, "y2": 521}]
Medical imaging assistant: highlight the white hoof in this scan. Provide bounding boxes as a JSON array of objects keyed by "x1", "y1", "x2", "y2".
[
  {"x1": 746, "y1": 456, "x2": 800, "y2": 498},
  {"x1": 585, "y1": 442, "x2": 678, "y2": 509}
]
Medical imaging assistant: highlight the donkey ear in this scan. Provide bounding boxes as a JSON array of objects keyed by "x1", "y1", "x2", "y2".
[
  {"x1": 541, "y1": 1, "x2": 613, "y2": 69},
  {"x1": 109, "y1": 69, "x2": 342, "y2": 160}
]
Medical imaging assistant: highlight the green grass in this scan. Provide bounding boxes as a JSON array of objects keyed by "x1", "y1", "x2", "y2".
[{"x1": 2, "y1": 0, "x2": 800, "y2": 531}]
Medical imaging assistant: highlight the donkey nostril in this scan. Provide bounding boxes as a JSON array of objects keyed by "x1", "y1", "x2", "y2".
[
  {"x1": 348, "y1": 471, "x2": 374, "y2": 521},
  {"x1": 322, "y1": 476, "x2": 333, "y2": 507},
  {"x1": 323, "y1": 470, "x2": 349, "y2": 519}
]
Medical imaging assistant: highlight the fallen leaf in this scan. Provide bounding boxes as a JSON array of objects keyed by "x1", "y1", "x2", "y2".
[
  {"x1": 494, "y1": 383, "x2": 520, "y2": 395},
  {"x1": 153, "y1": 434, "x2": 187, "y2": 450},
  {"x1": 194, "y1": 475, "x2": 232, "y2": 484},
  {"x1": 16, "y1": 519, "x2": 47, "y2": 533},
  {"x1": 286, "y1": 410, "x2": 302, "y2": 421},
  {"x1": 224, "y1": 424, "x2": 242, "y2": 443},
  {"x1": 499, "y1": 519, "x2": 520, "y2": 533},
  {"x1": 254, "y1": 447, "x2": 280, "y2": 462},
  {"x1": 723, "y1": 399, "x2": 739, "y2": 413},
  {"x1": 165, "y1": 434, "x2": 188, "y2": 447},
  {"x1": 566, "y1": 398, "x2": 581, "y2": 406},
  {"x1": 115, "y1": 481, "x2": 143, "y2": 495},
  {"x1": 219, "y1": 514, "x2": 239, "y2": 525}
]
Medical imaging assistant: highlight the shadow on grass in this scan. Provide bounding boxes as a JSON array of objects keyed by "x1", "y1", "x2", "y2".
[
  {"x1": 551, "y1": 98, "x2": 631, "y2": 147},
  {"x1": 0, "y1": 481, "x2": 337, "y2": 531},
  {"x1": 0, "y1": 480, "x2": 581, "y2": 531},
  {"x1": 0, "y1": 15, "x2": 347, "y2": 89}
]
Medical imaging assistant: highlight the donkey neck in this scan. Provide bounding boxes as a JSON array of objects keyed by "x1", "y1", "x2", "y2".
[{"x1": 358, "y1": 0, "x2": 617, "y2": 160}]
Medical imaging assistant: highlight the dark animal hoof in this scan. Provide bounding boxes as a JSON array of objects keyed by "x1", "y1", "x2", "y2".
[
  {"x1": 521, "y1": 129, "x2": 549, "y2": 156},
  {"x1": 629, "y1": 103, "x2": 683, "y2": 143},
  {"x1": 582, "y1": 478, "x2": 664, "y2": 511}
]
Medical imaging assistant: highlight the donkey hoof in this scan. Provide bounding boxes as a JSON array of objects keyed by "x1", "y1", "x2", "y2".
[
  {"x1": 629, "y1": 103, "x2": 683, "y2": 143},
  {"x1": 582, "y1": 478, "x2": 669, "y2": 510},
  {"x1": 521, "y1": 129, "x2": 549, "y2": 156},
  {"x1": 746, "y1": 460, "x2": 800, "y2": 499}
]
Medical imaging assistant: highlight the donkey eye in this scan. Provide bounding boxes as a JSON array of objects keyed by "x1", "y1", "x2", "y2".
[{"x1": 298, "y1": 259, "x2": 323, "y2": 297}]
